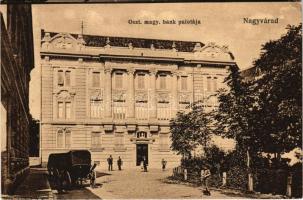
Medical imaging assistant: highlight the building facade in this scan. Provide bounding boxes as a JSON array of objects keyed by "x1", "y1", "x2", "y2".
[
  {"x1": 40, "y1": 30, "x2": 236, "y2": 168},
  {"x1": 1, "y1": 5, "x2": 35, "y2": 194}
]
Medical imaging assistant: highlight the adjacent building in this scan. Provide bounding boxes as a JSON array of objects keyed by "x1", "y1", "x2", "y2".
[
  {"x1": 40, "y1": 30, "x2": 237, "y2": 168},
  {"x1": 1, "y1": 5, "x2": 35, "y2": 194}
]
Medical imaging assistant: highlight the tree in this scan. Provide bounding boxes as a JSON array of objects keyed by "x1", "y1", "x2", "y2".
[
  {"x1": 170, "y1": 102, "x2": 213, "y2": 157},
  {"x1": 215, "y1": 23, "x2": 302, "y2": 161},
  {"x1": 252, "y1": 24, "x2": 302, "y2": 157},
  {"x1": 214, "y1": 65, "x2": 259, "y2": 156}
]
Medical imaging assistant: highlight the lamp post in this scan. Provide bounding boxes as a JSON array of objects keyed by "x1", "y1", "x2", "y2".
[{"x1": 243, "y1": 136, "x2": 253, "y2": 191}]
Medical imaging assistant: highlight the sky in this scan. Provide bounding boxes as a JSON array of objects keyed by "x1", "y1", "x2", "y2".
[
  {"x1": 0, "y1": 2, "x2": 301, "y2": 160},
  {"x1": 0, "y1": 2, "x2": 302, "y2": 119}
]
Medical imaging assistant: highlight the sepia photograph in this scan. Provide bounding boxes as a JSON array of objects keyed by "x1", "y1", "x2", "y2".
[{"x1": 0, "y1": 1, "x2": 302, "y2": 199}]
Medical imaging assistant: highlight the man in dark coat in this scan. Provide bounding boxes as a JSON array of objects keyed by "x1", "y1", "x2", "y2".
[
  {"x1": 117, "y1": 156, "x2": 123, "y2": 171},
  {"x1": 107, "y1": 155, "x2": 113, "y2": 171},
  {"x1": 161, "y1": 158, "x2": 167, "y2": 171}
]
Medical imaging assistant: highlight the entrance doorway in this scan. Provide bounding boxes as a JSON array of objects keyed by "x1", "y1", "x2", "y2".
[{"x1": 136, "y1": 144, "x2": 148, "y2": 166}]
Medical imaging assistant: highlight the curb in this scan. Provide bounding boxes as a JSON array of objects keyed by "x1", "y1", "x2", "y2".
[{"x1": 211, "y1": 187, "x2": 288, "y2": 199}]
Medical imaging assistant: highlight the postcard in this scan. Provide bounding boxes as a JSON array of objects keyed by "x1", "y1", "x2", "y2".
[{"x1": 1, "y1": 1, "x2": 302, "y2": 199}]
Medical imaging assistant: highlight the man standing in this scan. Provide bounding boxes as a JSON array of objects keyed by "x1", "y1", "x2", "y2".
[
  {"x1": 117, "y1": 156, "x2": 123, "y2": 171},
  {"x1": 201, "y1": 165, "x2": 211, "y2": 196},
  {"x1": 161, "y1": 158, "x2": 167, "y2": 171},
  {"x1": 107, "y1": 155, "x2": 113, "y2": 171}
]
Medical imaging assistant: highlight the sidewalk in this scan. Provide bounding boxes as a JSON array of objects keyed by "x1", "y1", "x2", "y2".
[
  {"x1": 2, "y1": 168, "x2": 54, "y2": 199},
  {"x1": 211, "y1": 187, "x2": 288, "y2": 199}
]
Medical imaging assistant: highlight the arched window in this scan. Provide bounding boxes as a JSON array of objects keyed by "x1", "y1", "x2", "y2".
[
  {"x1": 57, "y1": 130, "x2": 64, "y2": 148},
  {"x1": 57, "y1": 129, "x2": 71, "y2": 148},
  {"x1": 65, "y1": 130, "x2": 71, "y2": 148}
]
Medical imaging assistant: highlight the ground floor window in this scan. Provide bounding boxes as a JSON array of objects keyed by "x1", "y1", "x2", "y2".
[
  {"x1": 159, "y1": 134, "x2": 169, "y2": 151},
  {"x1": 115, "y1": 134, "x2": 125, "y2": 150},
  {"x1": 57, "y1": 129, "x2": 71, "y2": 148},
  {"x1": 91, "y1": 132, "x2": 102, "y2": 148}
]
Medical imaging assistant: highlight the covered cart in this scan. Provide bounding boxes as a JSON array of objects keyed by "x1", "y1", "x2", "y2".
[{"x1": 47, "y1": 150, "x2": 96, "y2": 189}]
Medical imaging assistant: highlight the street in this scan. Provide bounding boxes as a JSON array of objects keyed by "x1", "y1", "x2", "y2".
[
  {"x1": 53, "y1": 168, "x2": 237, "y2": 199},
  {"x1": 7, "y1": 167, "x2": 285, "y2": 199}
]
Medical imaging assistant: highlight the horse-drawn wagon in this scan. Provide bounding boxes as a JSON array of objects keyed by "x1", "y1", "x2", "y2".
[{"x1": 47, "y1": 150, "x2": 96, "y2": 189}]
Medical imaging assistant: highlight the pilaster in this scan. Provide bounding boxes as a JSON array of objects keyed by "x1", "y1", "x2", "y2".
[
  {"x1": 104, "y1": 65, "x2": 112, "y2": 121},
  {"x1": 127, "y1": 68, "x2": 135, "y2": 121},
  {"x1": 149, "y1": 68, "x2": 157, "y2": 122},
  {"x1": 171, "y1": 70, "x2": 179, "y2": 116}
]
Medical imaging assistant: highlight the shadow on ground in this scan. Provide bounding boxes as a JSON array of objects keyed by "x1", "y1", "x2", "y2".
[{"x1": 48, "y1": 170, "x2": 112, "y2": 199}]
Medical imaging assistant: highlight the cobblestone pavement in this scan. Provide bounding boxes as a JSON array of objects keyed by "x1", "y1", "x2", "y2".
[{"x1": 87, "y1": 168, "x2": 238, "y2": 199}]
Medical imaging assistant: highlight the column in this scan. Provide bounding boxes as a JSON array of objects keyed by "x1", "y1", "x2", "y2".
[
  {"x1": 171, "y1": 71, "x2": 178, "y2": 117},
  {"x1": 149, "y1": 68, "x2": 157, "y2": 121},
  {"x1": 128, "y1": 68, "x2": 135, "y2": 119},
  {"x1": 104, "y1": 66, "x2": 112, "y2": 119}
]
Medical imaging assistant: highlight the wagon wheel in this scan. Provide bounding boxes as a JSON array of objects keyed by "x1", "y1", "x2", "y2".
[
  {"x1": 47, "y1": 168, "x2": 52, "y2": 177},
  {"x1": 53, "y1": 169, "x2": 62, "y2": 191},
  {"x1": 47, "y1": 168, "x2": 53, "y2": 180},
  {"x1": 61, "y1": 170, "x2": 72, "y2": 190}
]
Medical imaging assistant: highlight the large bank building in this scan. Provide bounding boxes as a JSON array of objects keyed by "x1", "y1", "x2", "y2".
[{"x1": 40, "y1": 30, "x2": 237, "y2": 168}]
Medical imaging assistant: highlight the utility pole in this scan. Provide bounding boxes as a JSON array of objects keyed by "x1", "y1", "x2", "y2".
[
  {"x1": 243, "y1": 136, "x2": 253, "y2": 192},
  {"x1": 247, "y1": 146, "x2": 253, "y2": 191}
]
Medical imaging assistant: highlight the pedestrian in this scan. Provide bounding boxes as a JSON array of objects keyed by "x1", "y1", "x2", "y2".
[
  {"x1": 117, "y1": 156, "x2": 123, "y2": 171},
  {"x1": 201, "y1": 165, "x2": 211, "y2": 196},
  {"x1": 161, "y1": 158, "x2": 167, "y2": 171},
  {"x1": 143, "y1": 157, "x2": 148, "y2": 172},
  {"x1": 107, "y1": 155, "x2": 113, "y2": 171}
]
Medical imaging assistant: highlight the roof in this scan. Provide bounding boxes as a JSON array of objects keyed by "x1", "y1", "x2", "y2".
[{"x1": 41, "y1": 29, "x2": 204, "y2": 53}]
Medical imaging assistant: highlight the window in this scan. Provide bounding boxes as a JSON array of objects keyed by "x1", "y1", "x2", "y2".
[
  {"x1": 181, "y1": 76, "x2": 188, "y2": 91},
  {"x1": 65, "y1": 130, "x2": 71, "y2": 148},
  {"x1": 57, "y1": 101, "x2": 72, "y2": 119},
  {"x1": 137, "y1": 132, "x2": 147, "y2": 138},
  {"x1": 213, "y1": 77, "x2": 218, "y2": 92},
  {"x1": 157, "y1": 102, "x2": 171, "y2": 120},
  {"x1": 137, "y1": 74, "x2": 145, "y2": 89},
  {"x1": 65, "y1": 71, "x2": 71, "y2": 86},
  {"x1": 57, "y1": 69, "x2": 72, "y2": 87},
  {"x1": 58, "y1": 102, "x2": 64, "y2": 118},
  {"x1": 135, "y1": 102, "x2": 148, "y2": 120},
  {"x1": 91, "y1": 132, "x2": 101, "y2": 148},
  {"x1": 92, "y1": 72, "x2": 100, "y2": 87},
  {"x1": 90, "y1": 99, "x2": 103, "y2": 118},
  {"x1": 113, "y1": 101, "x2": 126, "y2": 120},
  {"x1": 115, "y1": 73, "x2": 123, "y2": 89},
  {"x1": 207, "y1": 77, "x2": 211, "y2": 92},
  {"x1": 159, "y1": 134, "x2": 169, "y2": 151},
  {"x1": 57, "y1": 130, "x2": 64, "y2": 148},
  {"x1": 58, "y1": 70, "x2": 64, "y2": 86},
  {"x1": 115, "y1": 134, "x2": 125, "y2": 148},
  {"x1": 65, "y1": 102, "x2": 71, "y2": 119},
  {"x1": 159, "y1": 74, "x2": 166, "y2": 89},
  {"x1": 57, "y1": 129, "x2": 71, "y2": 148}
]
